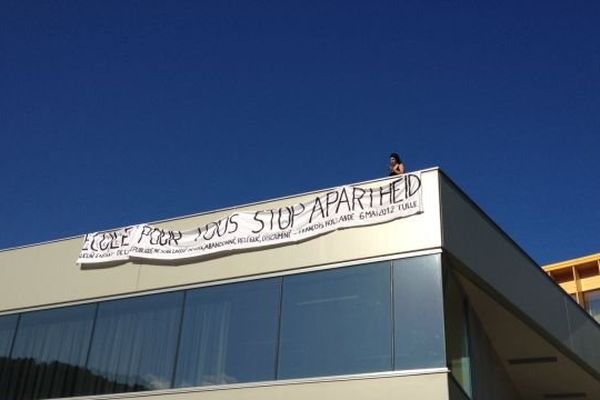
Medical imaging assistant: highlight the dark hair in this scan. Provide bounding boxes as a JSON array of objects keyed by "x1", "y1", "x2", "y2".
[{"x1": 390, "y1": 153, "x2": 400, "y2": 163}]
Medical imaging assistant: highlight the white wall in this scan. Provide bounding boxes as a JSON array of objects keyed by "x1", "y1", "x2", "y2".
[{"x1": 0, "y1": 169, "x2": 442, "y2": 312}]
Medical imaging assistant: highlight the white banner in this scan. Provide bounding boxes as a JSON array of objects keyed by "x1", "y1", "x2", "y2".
[{"x1": 77, "y1": 173, "x2": 423, "y2": 264}]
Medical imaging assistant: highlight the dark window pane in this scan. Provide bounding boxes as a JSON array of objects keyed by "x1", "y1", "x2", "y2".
[
  {"x1": 174, "y1": 278, "x2": 280, "y2": 387},
  {"x1": 444, "y1": 270, "x2": 472, "y2": 397},
  {"x1": 5, "y1": 305, "x2": 95, "y2": 400},
  {"x1": 0, "y1": 315, "x2": 18, "y2": 398},
  {"x1": 278, "y1": 263, "x2": 392, "y2": 379},
  {"x1": 393, "y1": 255, "x2": 445, "y2": 369},
  {"x1": 0, "y1": 315, "x2": 16, "y2": 357},
  {"x1": 84, "y1": 292, "x2": 183, "y2": 395},
  {"x1": 584, "y1": 289, "x2": 600, "y2": 323}
]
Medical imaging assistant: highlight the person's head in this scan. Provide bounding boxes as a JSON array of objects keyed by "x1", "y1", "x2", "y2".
[{"x1": 390, "y1": 153, "x2": 400, "y2": 166}]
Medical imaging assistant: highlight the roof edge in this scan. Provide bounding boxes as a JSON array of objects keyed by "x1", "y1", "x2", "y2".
[{"x1": 1, "y1": 167, "x2": 441, "y2": 253}]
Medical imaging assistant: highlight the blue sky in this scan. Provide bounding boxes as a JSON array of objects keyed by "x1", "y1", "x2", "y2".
[{"x1": 1, "y1": 1, "x2": 599, "y2": 265}]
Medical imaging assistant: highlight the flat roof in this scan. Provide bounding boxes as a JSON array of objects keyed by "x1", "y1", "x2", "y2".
[{"x1": 543, "y1": 252, "x2": 600, "y2": 272}]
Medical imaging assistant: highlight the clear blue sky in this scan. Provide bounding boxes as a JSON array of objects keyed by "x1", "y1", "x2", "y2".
[{"x1": 1, "y1": 1, "x2": 599, "y2": 265}]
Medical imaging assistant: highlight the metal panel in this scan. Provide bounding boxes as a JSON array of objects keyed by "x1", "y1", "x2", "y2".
[
  {"x1": 564, "y1": 298, "x2": 600, "y2": 372},
  {"x1": 439, "y1": 173, "x2": 600, "y2": 381}
]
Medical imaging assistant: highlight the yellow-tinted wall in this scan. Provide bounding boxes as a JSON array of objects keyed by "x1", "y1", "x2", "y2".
[{"x1": 543, "y1": 253, "x2": 600, "y2": 322}]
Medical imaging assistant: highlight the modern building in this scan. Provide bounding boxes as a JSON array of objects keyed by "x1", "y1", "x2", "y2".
[
  {"x1": 1, "y1": 168, "x2": 599, "y2": 400},
  {"x1": 543, "y1": 253, "x2": 600, "y2": 323}
]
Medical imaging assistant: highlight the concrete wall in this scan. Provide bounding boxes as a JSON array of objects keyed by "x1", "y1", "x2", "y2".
[
  {"x1": 468, "y1": 305, "x2": 521, "y2": 400},
  {"x1": 65, "y1": 373, "x2": 450, "y2": 400},
  {"x1": 439, "y1": 173, "x2": 600, "y2": 379},
  {"x1": 0, "y1": 169, "x2": 442, "y2": 313}
]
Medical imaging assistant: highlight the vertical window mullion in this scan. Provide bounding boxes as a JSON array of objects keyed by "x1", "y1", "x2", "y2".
[
  {"x1": 390, "y1": 261, "x2": 395, "y2": 371},
  {"x1": 6, "y1": 313, "x2": 21, "y2": 361},
  {"x1": 274, "y1": 277, "x2": 285, "y2": 380},
  {"x1": 463, "y1": 299, "x2": 473, "y2": 397},
  {"x1": 1, "y1": 314, "x2": 21, "y2": 399},
  {"x1": 77, "y1": 302, "x2": 100, "y2": 396},
  {"x1": 83, "y1": 303, "x2": 100, "y2": 369},
  {"x1": 170, "y1": 290, "x2": 188, "y2": 388}
]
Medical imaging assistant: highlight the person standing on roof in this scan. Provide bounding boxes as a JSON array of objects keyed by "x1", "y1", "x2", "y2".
[{"x1": 388, "y1": 152, "x2": 405, "y2": 176}]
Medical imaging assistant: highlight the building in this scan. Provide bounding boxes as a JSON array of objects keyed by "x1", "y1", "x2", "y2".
[
  {"x1": 543, "y1": 253, "x2": 600, "y2": 323},
  {"x1": 1, "y1": 168, "x2": 599, "y2": 400}
]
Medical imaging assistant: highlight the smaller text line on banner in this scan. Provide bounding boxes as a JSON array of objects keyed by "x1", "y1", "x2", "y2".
[{"x1": 77, "y1": 173, "x2": 423, "y2": 265}]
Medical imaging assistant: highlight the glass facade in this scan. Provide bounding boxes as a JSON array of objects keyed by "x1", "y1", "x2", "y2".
[
  {"x1": 5, "y1": 305, "x2": 95, "y2": 400},
  {"x1": 0, "y1": 315, "x2": 16, "y2": 359},
  {"x1": 393, "y1": 255, "x2": 445, "y2": 370},
  {"x1": 174, "y1": 279, "x2": 280, "y2": 387},
  {"x1": 84, "y1": 292, "x2": 183, "y2": 395},
  {"x1": 278, "y1": 262, "x2": 392, "y2": 378},
  {"x1": 584, "y1": 289, "x2": 600, "y2": 323},
  {"x1": 444, "y1": 269, "x2": 472, "y2": 398},
  {"x1": 0, "y1": 254, "x2": 447, "y2": 400},
  {"x1": 0, "y1": 315, "x2": 18, "y2": 397}
]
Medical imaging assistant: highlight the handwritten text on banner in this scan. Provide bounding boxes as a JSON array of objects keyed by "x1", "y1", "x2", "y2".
[{"x1": 77, "y1": 173, "x2": 423, "y2": 264}]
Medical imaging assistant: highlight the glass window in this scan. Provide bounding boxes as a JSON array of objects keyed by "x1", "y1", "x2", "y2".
[
  {"x1": 0, "y1": 255, "x2": 457, "y2": 398},
  {"x1": 4, "y1": 305, "x2": 95, "y2": 400},
  {"x1": 0, "y1": 315, "x2": 17, "y2": 357},
  {"x1": 570, "y1": 293, "x2": 578, "y2": 304},
  {"x1": 83, "y1": 291, "x2": 183, "y2": 395},
  {"x1": 444, "y1": 269, "x2": 472, "y2": 397},
  {"x1": 393, "y1": 255, "x2": 445, "y2": 369},
  {"x1": 584, "y1": 289, "x2": 600, "y2": 323},
  {"x1": 278, "y1": 262, "x2": 392, "y2": 379},
  {"x1": 0, "y1": 314, "x2": 19, "y2": 398},
  {"x1": 174, "y1": 278, "x2": 280, "y2": 388}
]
